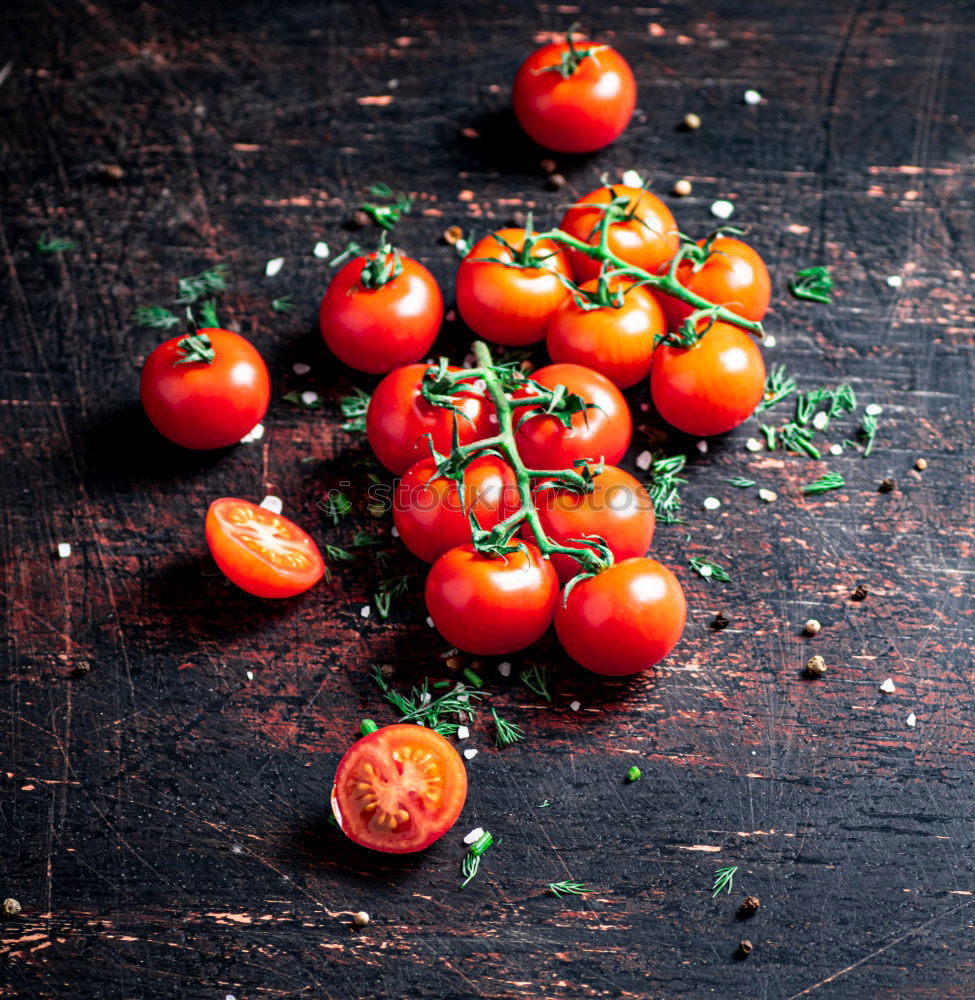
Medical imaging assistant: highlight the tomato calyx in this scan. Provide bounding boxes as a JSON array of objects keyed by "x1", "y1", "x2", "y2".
[
  {"x1": 677, "y1": 226, "x2": 746, "y2": 274},
  {"x1": 534, "y1": 25, "x2": 607, "y2": 79},
  {"x1": 358, "y1": 233, "x2": 404, "y2": 289},
  {"x1": 173, "y1": 329, "x2": 215, "y2": 366},
  {"x1": 659, "y1": 306, "x2": 724, "y2": 350}
]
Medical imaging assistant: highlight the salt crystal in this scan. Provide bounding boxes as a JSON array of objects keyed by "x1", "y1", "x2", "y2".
[
  {"x1": 622, "y1": 169, "x2": 644, "y2": 188},
  {"x1": 463, "y1": 827, "x2": 484, "y2": 844},
  {"x1": 906, "y1": 712, "x2": 916, "y2": 728},
  {"x1": 425, "y1": 616, "x2": 434, "y2": 627},
  {"x1": 866, "y1": 403, "x2": 883, "y2": 416},
  {"x1": 265, "y1": 257, "x2": 285, "y2": 277},
  {"x1": 886, "y1": 275, "x2": 903, "y2": 288},
  {"x1": 292, "y1": 362, "x2": 311, "y2": 375},
  {"x1": 420, "y1": 691, "x2": 431, "y2": 705},
  {"x1": 879, "y1": 678, "x2": 896, "y2": 694},
  {"x1": 703, "y1": 497, "x2": 721, "y2": 510},
  {"x1": 696, "y1": 440, "x2": 708, "y2": 454},
  {"x1": 635, "y1": 450, "x2": 652, "y2": 471},
  {"x1": 57, "y1": 542, "x2": 71, "y2": 559},
  {"x1": 710, "y1": 199, "x2": 735, "y2": 220},
  {"x1": 743, "y1": 89, "x2": 762, "y2": 105},
  {"x1": 240, "y1": 422, "x2": 264, "y2": 443},
  {"x1": 313, "y1": 242, "x2": 330, "y2": 259},
  {"x1": 259, "y1": 495, "x2": 283, "y2": 514},
  {"x1": 360, "y1": 606, "x2": 371, "y2": 618},
  {"x1": 463, "y1": 748, "x2": 478, "y2": 760},
  {"x1": 812, "y1": 412, "x2": 829, "y2": 431},
  {"x1": 764, "y1": 334, "x2": 777, "y2": 348},
  {"x1": 829, "y1": 444, "x2": 844, "y2": 456},
  {"x1": 457, "y1": 725, "x2": 470, "y2": 740},
  {"x1": 300, "y1": 390, "x2": 319, "y2": 406},
  {"x1": 498, "y1": 661, "x2": 511, "y2": 677},
  {"x1": 758, "y1": 488, "x2": 777, "y2": 502},
  {"x1": 745, "y1": 438, "x2": 763, "y2": 452},
  {"x1": 391, "y1": 526, "x2": 400, "y2": 538},
  {"x1": 569, "y1": 700, "x2": 581, "y2": 712},
  {"x1": 246, "y1": 671, "x2": 254, "y2": 681},
  {"x1": 698, "y1": 564, "x2": 713, "y2": 577}
]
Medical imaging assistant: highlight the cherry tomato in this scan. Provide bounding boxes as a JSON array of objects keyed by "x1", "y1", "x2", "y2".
[
  {"x1": 660, "y1": 236, "x2": 771, "y2": 331},
  {"x1": 319, "y1": 248, "x2": 443, "y2": 374},
  {"x1": 546, "y1": 278, "x2": 666, "y2": 388},
  {"x1": 514, "y1": 363, "x2": 632, "y2": 470},
  {"x1": 366, "y1": 364, "x2": 495, "y2": 474},
  {"x1": 456, "y1": 229, "x2": 572, "y2": 346},
  {"x1": 527, "y1": 465, "x2": 655, "y2": 583},
  {"x1": 556, "y1": 557, "x2": 686, "y2": 676},
  {"x1": 651, "y1": 322, "x2": 766, "y2": 437},
  {"x1": 425, "y1": 543, "x2": 559, "y2": 655},
  {"x1": 331, "y1": 724, "x2": 467, "y2": 854},
  {"x1": 512, "y1": 36, "x2": 636, "y2": 153},
  {"x1": 206, "y1": 498, "x2": 325, "y2": 599},
  {"x1": 393, "y1": 455, "x2": 519, "y2": 564},
  {"x1": 558, "y1": 186, "x2": 679, "y2": 285},
  {"x1": 140, "y1": 328, "x2": 270, "y2": 450}
]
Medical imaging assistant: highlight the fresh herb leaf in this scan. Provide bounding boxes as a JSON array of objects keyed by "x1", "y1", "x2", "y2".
[
  {"x1": 340, "y1": 388, "x2": 371, "y2": 432},
  {"x1": 132, "y1": 305, "x2": 180, "y2": 329},
  {"x1": 37, "y1": 236, "x2": 76, "y2": 253},
  {"x1": 282, "y1": 390, "x2": 324, "y2": 411},
  {"x1": 491, "y1": 707, "x2": 525, "y2": 748},
  {"x1": 371, "y1": 666, "x2": 484, "y2": 735},
  {"x1": 725, "y1": 477, "x2": 756, "y2": 488},
  {"x1": 323, "y1": 544, "x2": 354, "y2": 563},
  {"x1": 789, "y1": 265, "x2": 833, "y2": 303},
  {"x1": 271, "y1": 296, "x2": 295, "y2": 313},
  {"x1": 688, "y1": 556, "x2": 731, "y2": 582},
  {"x1": 320, "y1": 491, "x2": 352, "y2": 524},
  {"x1": 802, "y1": 472, "x2": 845, "y2": 495},
  {"x1": 860, "y1": 412, "x2": 878, "y2": 457},
  {"x1": 548, "y1": 881, "x2": 593, "y2": 897},
  {"x1": 712, "y1": 865, "x2": 738, "y2": 897},
  {"x1": 374, "y1": 574, "x2": 412, "y2": 619},
  {"x1": 756, "y1": 364, "x2": 797, "y2": 413},
  {"x1": 176, "y1": 264, "x2": 228, "y2": 304},
  {"x1": 198, "y1": 299, "x2": 219, "y2": 329},
  {"x1": 645, "y1": 453, "x2": 687, "y2": 525},
  {"x1": 779, "y1": 422, "x2": 821, "y2": 459},
  {"x1": 352, "y1": 531, "x2": 384, "y2": 548},
  {"x1": 359, "y1": 185, "x2": 413, "y2": 231},
  {"x1": 519, "y1": 663, "x2": 553, "y2": 701}
]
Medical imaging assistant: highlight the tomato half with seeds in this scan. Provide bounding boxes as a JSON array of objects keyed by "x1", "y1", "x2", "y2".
[
  {"x1": 455, "y1": 229, "x2": 572, "y2": 346},
  {"x1": 659, "y1": 235, "x2": 771, "y2": 331},
  {"x1": 394, "y1": 455, "x2": 519, "y2": 564},
  {"x1": 556, "y1": 557, "x2": 686, "y2": 676},
  {"x1": 527, "y1": 465, "x2": 655, "y2": 583},
  {"x1": 331, "y1": 724, "x2": 467, "y2": 854},
  {"x1": 514, "y1": 363, "x2": 632, "y2": 470},
  {"x1": 140, "y1": 328, "x2": 270, "y2": 450},
  {"x1": 546, "y1": 278, "x2": 666, "y2": 389},
  {"x1": 512, "y1": 36, "x2": 636, "y2": 153},
  {"x1": 366, "y1": 364, "x2": 495, "y2": 474},
  {"x1": 558, "y1": 186, "x2": 679, "y2": 285},
  {"x1": 425, "y1": 543, "x2": 559, "y2": 655},
  {"x1": 206, "y1": 498, "x2": 325, "y2": 598},
  {"x1": 319, "y1": 248, "x2": 443, "y2": 374},
  {"x1": 651, "y1": 322, "x2": 766, "y2": 437}
]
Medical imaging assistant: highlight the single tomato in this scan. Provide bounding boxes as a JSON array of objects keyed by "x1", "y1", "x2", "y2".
[
  {"x1": 425, "y1": 543, "x2": 559, "y2": 655},
  {"x1": 205, "y1": 498, "x2": 325, "y2": 599},
  {"x1": 527, "y1": 465, "x2": 655, "y2": 583},
  {"x1": 331, "y1": 724, "x2": 467, "y2": 854},
  {"x1": 319, "y1": 246, "x2": 443, "y2": 374},
  {"x1": 546, "y1": 277, "x2": 666, "y2": 388},
  {"x1": 366, "y1": 364, "x2": 495, "y2": 474},
  {"x1": 660, "y1": 235, "x2": 771, "y2": 330},
  {"x1": 140, "y1": 328, "x2": 270, "y2": 449},
  {"x1": 514, "y1": 363, "x2": 631, "y2": 470},
  {"x1": 394, "y1": 455, "x2": 519, "y2": 564},
  {"x1": 455, "y1": 229, "x2": 572, "y2": 346},
  {"x1": 556, "y1": 557, "x2": 686, "y2": 675},
  {"x1": 651, "y1": 322, "x2": 766, "y2": 436},
  {"x1": 512, "y1": 35, "x2": 636, "y2": 153},
  {"x1": 558, "y1": 185, "x2": 679, "y2": 285}
]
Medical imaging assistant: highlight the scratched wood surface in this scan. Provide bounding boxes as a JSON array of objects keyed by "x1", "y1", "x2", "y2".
[{"x1": 2, "y1": 1, "x2": 974, "y2": 997}]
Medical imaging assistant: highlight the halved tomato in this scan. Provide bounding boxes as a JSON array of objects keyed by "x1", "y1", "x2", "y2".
[
  {"x1": 205, "y1": 498, "x2": 325, "y2": 598},
  {"x1": 331, "y1": 724, "x2": 468, "y2": 854}
]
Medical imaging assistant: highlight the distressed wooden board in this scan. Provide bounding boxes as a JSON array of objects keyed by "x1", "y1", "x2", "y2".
[{"x1": 1, "y1": 1, "x2": 974, "y2": 998}]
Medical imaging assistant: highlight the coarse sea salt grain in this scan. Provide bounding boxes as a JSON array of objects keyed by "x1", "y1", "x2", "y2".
[
  {"x1": 259, "y1": 495, "x2": 283, "y2": 514},
  {"x1": 879, "y1": 678, "x2": 896, "y2": 694},
  {"x1": 464, "y1": 827, "x2": 484, "y2": 844},
  {"x1": 866, "y1": 403, "x2": 884, "y2": 416},
  {"x1": 313, "y1": 242, "x2": 330, "y2": 259},
  {"x1": 265, "y1": 257, "x2": 285, "y2": 277},
  {"x1": 696, "y1": 440, "x2": 708, "y2": 454},
  {"x1": 886, "y1": 275, "x2": 903, "y2": 288},
  {"x1": 710, "y1": 199, "x2": 735, "y2": 220},
  {"x1": 746, "y1": 438, "x2": 763, "y2": 452},
  {"x1": 498, "y1": 661, "x2": 511, "y2": 677},
  {"x1": 246, "y1": 671, "x2": 254, "y2": 681},
  {"x1": 391, "y1": 526, "x2": 400, "y2": 538},
  {"x1": 906, "y1": 712, "x2": 917, "y2": 728},
  {"x1": 829, "y1": 444, "x2": 844, "y2": 456},
  {"x1": 569, "y1": 700, "x2": 581, "y2": 712},
  {"x1": 57, "y1": 542, "x2": 71, "y2": 558},
  {"x1": 622, "y1": 170, "x2": 644, "y2": 188},
  {"x1": 292, "y1": 362, "x2": 311, "y2": 375},
  {"x1": 300, "y1": 390, "x2": 319, "y2": 406},
  {"x1": 457, "y1": 725, "x2": 470, "y2": 740},
  {"x1": 463, "y1": 748, "x2": 478, "y2": 760},
  {"x1": 360, "y1": 606, "x2": 371, "y2": 618},
  {"x1": 240, "y1": 423, "x2": 265, "y2": 443},
  {"x1": 635, "y1": 450, "x2": 652, "y2": 471},
  {"x1": 743, "y1": 89, "x2": 762, "y2": 105},
  {"x1": 758, "y1": 488, "x2": 777, "y2": 502},
  {"x1": 703, "y1": 497, "x2": 721, "y2": 510},
  {"x1": 426, "y1": 616, "x2": 434, "y2": 627},
  {"x1": 764, "y1": 334, "x2": 777, "y2": 348},
  {"x1": 812, "y1": 411, "x2": 830, "y2": 431}
]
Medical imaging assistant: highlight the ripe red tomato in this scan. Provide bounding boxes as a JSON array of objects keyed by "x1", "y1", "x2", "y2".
[
  {"x1": 425, "y1": 543, "x2": 559, "y2": 655},
  {"x1": 205, "y1": 498, "x2": 325, "y2": 599},
  {"x1": 366, "y1": 364, "x2": 495, "y2": 474},
  {"x1": 660, "y1": 236, "x2": 771, "y2": 331},
  {"x1": 546, "y1": 278, "x2": 666, "y2": 388},
  {"x1": 394, "y1": 455, "x2": 519, "y2": 564},
  {"x1": 456, "y1": 229, "x2": 572, "y2": 346},
  {"x1": 527, "y1": 465, "x2": 655, "y2": 583},
  {"x1": 514, "y1": 363, "x2": 632, "y2": 470},
  {"x1": 319, "y1": 248, "x2": 443, "y2": 374},
  {"x1": 556, "y1": 557, "x2": 686, "y2": 676},
  {"x1": 512, "y1": 36, "x2": 636, "y2": 153},
  {"x1": 331, "y1": 724, "x2": 467, "y2": 854},
  {"x1": 651, "y1": 322, "x2": 766, "y2": 436},
  {"x1": 558, "y1": 186, "x2": 679, "y2": 285},
  {"x1": 140, "y1": 328, "x2": 270, "y2": 449}
]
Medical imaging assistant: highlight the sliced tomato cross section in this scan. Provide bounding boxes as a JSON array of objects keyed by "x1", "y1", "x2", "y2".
[
  {"x1": 205, "y1": 498, "x2": 325, "y2": 599},
  {"x1": 331, "y1": 724, "x2": 468, "y2": 853}
]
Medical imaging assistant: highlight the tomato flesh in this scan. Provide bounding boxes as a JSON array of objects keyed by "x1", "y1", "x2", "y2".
[
  {"x1": 206, "y1": 498, "x2": 325, "y2": 599},
  {"x1": 331, "y1": 724, "x2": 468, "y2": 854}
]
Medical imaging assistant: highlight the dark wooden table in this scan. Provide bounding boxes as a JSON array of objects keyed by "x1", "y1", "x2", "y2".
[{"x1": 2, "y1": 2, "x2": 974, "y2": 997}]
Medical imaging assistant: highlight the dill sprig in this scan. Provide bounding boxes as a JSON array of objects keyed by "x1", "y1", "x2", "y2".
[
  {"x1": 340, "y1": 388, "x2": 371, "y2": 432},
  {"x1": 789, "y1": 265, "x2": 833, "y2": 303},
  {"x1": 688, "y1": 556, "x2": 731, "y2": 582},
  {"x1": 352, "y1": 531, "x2": 384, "y2": 548},
  {"x1": 860, "y1": 412, "x2": 878, "y2": 457},
  {"x1": 645, "y1": 453, "x2": 687, "y2": 525},
  {"x1": 371, "y1": 666, "x2": 484, "y2": 735},
  {"x1": 802, "y1": 472, "x2": 845, "y2": 495},
  {"x1": 175, "y1": 264, "x2": 228, "y2": 304},
  {"x1": 726, "y1": 477, "x2": 756, "y2": 488},
  {"x1": 360, "y1": 183, "x2": 413, "y2": 231},
  {"x1": 37, "y1": 236, "x2": 76, "y2": 253},
  {"x1": 321, "y1": 491, "x2": 352, "y2": 524},
  {"x1": 323, "y1": 544, "x2": 354, "y2": 563},
  {"x1": 491, "y1": 707, "x2": 525, "y2": 748},
  {"x1": 282, "y1": 390, "x2": 324, "y2": 411},
  {"x1": 132, "y1": 305, "x2": 180, "y2": 329},
  {"x1": 756, "y1": 364, "x2": 796, "y2": 413},
  {"x1": 519, "y1": 663, "x2": 553, "y2": 701},
  {"x1": 760, "y1": 424, "x2": 777, "y2": 450},
  {"x1": 374, "y1": 574, "x2": 412, "y2": 619},
  {"x1": 460, "y1": 831, "x2": 494, "y2": 889},
  {"x1": 271, "y1": 296, "x2": 295, "y2": 313},
  {"x1": 712, "y1": 865, "x2": 738, "y2": 897},
  {"x1": 779, "y1": 422, "x2": 821, "y2": 459},
  {"x1": 548, "y1": 881, "x2": 593, "y2": 897}
]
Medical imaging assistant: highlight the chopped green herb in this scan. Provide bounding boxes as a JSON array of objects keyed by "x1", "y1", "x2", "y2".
[
  {"x1": 460, "y1": 832, "x2": 493, "y2": 889},
  {"x1": 789, "y1": 265, "x2": 833, "y2": 303},
  {"x1": 271, "y1": 296, "x2": 295, "y2": 313},
  {"x1": 340, "y1": 388, "x2": 371, "y2": 432},
  {"x1": 779, "y1": 422, "x2": 821, "y2": 459},
  {"x1": 688, "y1": 556, "x2": 730, "y2": 582},
  {"x1": 371, "y1": 666, "x2": 484, "y2": 735},
  {"x1": 132, "y1": 305, "x2": 180, "y2": 329},
  {"x1": 359, "y1": 184, "x2": 413, "y2": 231},
  {"x1": 352, "y1": 531, "x2": 384, "y2": 548},
  {"x1": 321, "y1": 491, "x2": 352, "y2": 524},
  {"x1": 198, "y1": 299, "x2": 220, "y2": 329},
  {"x1": 860, "y1": 412, "x2": 878, "y2": 457},
  {"x1": 539, "y1": 799, "x2": 551, "y2": 808},
  {"x1": 37, "y1": 236, "x2": 76, "y2": 253},
  {"x1": 519, "y1": 663, "x2": 553, "y2": 701},
  {"x1": 802, "y1": 472, "x2": 845, "y2": 495},
  {"x1": 756, "y1": 364, "x2": 797, "y2": 413},
  {"x1": 626, "y1": 765, "x2": 642, "y2": 783},
  {"x1": 176, "y1": 264, "x2": 228, "y2": 304},
  {"x1": 712, "y1": 865, "x2": 738, "y2": 897},
  {"x1": 462, "y1": 667, "x2": 484, "y2": 689},
  {"x1": 548, "y1": 881, "x2": 593, "y2": 897},
  {"x1": 725, "y1": 477, "x2": 756, "y2": 488},
  {"x1": 282, "y1": 390, "x2": 324, "y2": 411},
  {"x1": 759, "y1": 424, "x2": 777, "y2": 450},
  {"x1": 374, "y1": 574, "x2": 412, "y2": 619},
  {"x1": 323, "y1": 544, "x2": 354, "y2": 563},
  {"x1": 646, "y1": 453, "x2": 687, "y2": 525},
  {"x1": 491, "y1": 707, "x2": 525, "y2": 748}
]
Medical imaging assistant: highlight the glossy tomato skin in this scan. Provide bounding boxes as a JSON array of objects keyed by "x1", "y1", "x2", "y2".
[
  {"x1": 319, "y1": 253, "x2": 443, "y2": 374},
  {"x1": 456, "y1": 229, "x2": 572, "y2": 346},
  {"x1": 205, "y1": 498, "x2": 325, "y2": 599},
  {"x1": 546, "y1": 278, "x2": 666, "y2": 389},
  {"x1": 140, "y1": 328, "x2": 270, "y2": 449},
  {"x1": 425, "y1": 543, "x2": 559, "y2": 655},
  {"x1": 366, "y1": 364, "x2": 495, "y2": 474},
  {"x1": 559, "y1": 186, "x2": 679, "y2": 285},
  {"x1": 528, "y1": 465, "x2": 655, "y2": 583},
  {"x1": 514, "y1": 363, "x2": 632, "y2": 470},
  {"x1": 660, "y1": 237, "x2": 771, "y2": 331},
  {"x1": 394, "y1": 455, "x2": 519, "y2": 564},
  {"x1": 556, "y1": 557, "x2": 686, "y2": 676},
  {"x1": 651, "y1": 322, "x2": 766, "y2": 437},
  {"x1": 331, "y1": 724, "x2": 467, "y2": 854},
  {"x1": 512, "y1": 40, "x2": 636, "y2": 153}
]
